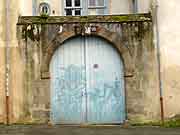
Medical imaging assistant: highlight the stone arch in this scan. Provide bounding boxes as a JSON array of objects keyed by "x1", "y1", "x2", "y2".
[{"x1": 41, "y1": 25, "x2": 134, "y2": 79}]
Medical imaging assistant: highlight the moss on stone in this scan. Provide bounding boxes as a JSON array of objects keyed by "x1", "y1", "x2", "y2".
[
  {"x1": 163, "y1": 119, "x2": 180, "y2": 128},
  {"x1": 21, "y1": 24, "x2": 40, "y2": 41},
  {"x1": 40, "y1": 14, "x2": 49, "y2": 19},
  {"x1": 111, "y1": 16, "x2": 130, "y2": 22},
  {"x1": 131, "y1": 119, "x2": 180, "y2": 128},
  {"x1": 17, "y1": 13, "x2": 152, "y2": 25}
]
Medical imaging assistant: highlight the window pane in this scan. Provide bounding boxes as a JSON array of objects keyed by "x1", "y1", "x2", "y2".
[
  {"x1": 66, "y1": 0, "x2": 72, "y2": 7},
  {"x1": 75, "y1": 0, "x2": 80, "y2": 7},
  {"x1": 75, "y1": 9, "x2": 81, "y2": 15},
  {"x1": 66, "y1": 9, "x2": 72, "y2": 15},
  {"x1": 97, "y1": 9, "x2": 105, "y2": 15},
  {"x1": 88, "y1": 9, "x2": 96, "y2": 15},
  {"x1": 97, "y1": 0, "x2": 104, "y2": 6},
  {"x1": 89, "y1": 0, "x2": 95, "y2": 6}
]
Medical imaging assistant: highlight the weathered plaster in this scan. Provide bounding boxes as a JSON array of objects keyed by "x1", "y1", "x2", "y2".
[
  {"x1": 1, "y1": 0, "x2": 26, "y2": 124},
  {"x1": 20, "y1": 0, "x2": 32, "y2": 16},
  {"x1": 0, "y1": 47, "x2": 5, "y2": 123},
  {"x1": 157, "y1": 0, "x2": 180, "y2": 119},
  {"x1": 137, "y1": 0, "x2": 151, "y2": 13},
  {"x1": 111, "y1": 0, "x2": 131, "y2": 14},
  {"x1": 0, "y1": 0, "x2": 6, "y2": 123}
]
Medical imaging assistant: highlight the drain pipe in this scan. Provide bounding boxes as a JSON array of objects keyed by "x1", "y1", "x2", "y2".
[
  {"x1": 152, "y1": 0, "x2": 165, "y2": 123},
  {"x1": 5, "y1": 0, "x2": 10, "y2": 125}
]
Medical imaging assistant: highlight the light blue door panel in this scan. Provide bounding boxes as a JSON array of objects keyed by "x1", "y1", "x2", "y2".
[
  {"x1": 50, "y1": 36, "x2": 125, "y2": 124},
  {"x1": 85, "y1": 37, "x2": 125, "y2": 124},
  {"x1": 50, "y1": 37, "x2": 86, "y2": 124}
]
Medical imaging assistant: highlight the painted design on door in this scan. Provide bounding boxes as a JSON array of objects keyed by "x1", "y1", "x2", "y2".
[
  {"x1": 52, "y1": 65, "x2": 85, "y2": 123},
  {"x1": 87, "y1": 77, "x2": 124, "y2": 123},
  {"x1": 50, "y1": 36, "x2": 125, "y2": 124},
  {"x1": 60, "y1": 64, "x2": 86, "y2": 90}
]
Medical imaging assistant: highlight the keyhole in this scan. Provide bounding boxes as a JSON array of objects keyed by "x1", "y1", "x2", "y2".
[{"x1": 93, "y1": 64, "x2": 99, "y2": 69}]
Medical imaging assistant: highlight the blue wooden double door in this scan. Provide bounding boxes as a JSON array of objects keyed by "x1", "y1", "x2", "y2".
[{"x1": 50, "y1": 36, "x2": 125, "y2": 124}]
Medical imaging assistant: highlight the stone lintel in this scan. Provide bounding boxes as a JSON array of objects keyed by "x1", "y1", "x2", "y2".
[{"x1": 17, "y1": 13, "x2": 152, "y2": 25}]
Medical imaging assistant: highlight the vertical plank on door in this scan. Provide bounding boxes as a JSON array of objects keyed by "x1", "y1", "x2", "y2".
[
  {"x1": 85, "y1": 36, "x2": 125, "y2": 124},
  {"x1": 50, "y1": 37, "x2": 86, "y2": 124}
]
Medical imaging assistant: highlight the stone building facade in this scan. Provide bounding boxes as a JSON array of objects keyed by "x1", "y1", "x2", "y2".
[{"x1": 0, "y1": 0, "x2": 180, "y2": 124}]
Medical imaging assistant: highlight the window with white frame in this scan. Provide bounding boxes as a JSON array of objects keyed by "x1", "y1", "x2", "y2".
[
  {"x1": 88, "y1": 0, "x2": 106, "y2": 15},
  {"x1": 64, "y1": 0, "x2": 107, "y2": 16},
  {"x1": 64, "y1": 0, "x2": 81, "y2": 16}
]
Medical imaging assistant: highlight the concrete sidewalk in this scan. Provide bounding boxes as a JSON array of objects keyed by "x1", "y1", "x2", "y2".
[{"x1": 0, "y1": 125, "x2": 180, "y2": 135}]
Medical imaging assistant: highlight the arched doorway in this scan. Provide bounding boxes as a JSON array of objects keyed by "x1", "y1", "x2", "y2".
[{"x1": 50, "y1": 36, "x2": 125, "y2": 124}]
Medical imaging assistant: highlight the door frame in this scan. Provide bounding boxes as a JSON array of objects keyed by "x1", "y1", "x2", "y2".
[{"x1": 41, "y1": 25, "x2": 134, "y2": 125}]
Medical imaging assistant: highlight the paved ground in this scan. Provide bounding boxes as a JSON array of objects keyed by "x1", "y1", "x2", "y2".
[{"x1": 0, "y1": 125, "x2": 180, "y2": 135}]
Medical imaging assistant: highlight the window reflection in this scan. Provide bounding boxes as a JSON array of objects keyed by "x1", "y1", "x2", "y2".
[{"x1": 66, "y1": 0, "x2": 72, "y2": 7}]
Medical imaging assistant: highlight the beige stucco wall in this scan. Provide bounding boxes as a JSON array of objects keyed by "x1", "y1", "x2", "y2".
[
  {"x1": 1, "y1": 0, "x2": 26, "y2": 123},
  {"x1": 111, "y1": 0, "x2": 131, "y2": 14},
  {"x1": 157, "y1": 0, "x2": 180, "y2": 119},
  {"x1": 112, "y1": 0, "x2": 152, "y2": 14},
  {"x1": 51, "y1": 0, "x2": 62, "y2": 15},
  {"x1": 20, "y1": 0, "x2": 32, "y2": 16},
  {"x1": 0, "y1": 0, "x2": 6, "y2": 123},
  {"x1": 10, "y1": 0, "x2": 26, "y2": 123},
  {"x1": 138, "y1": 0, "x2": 151, "y2": 13}
]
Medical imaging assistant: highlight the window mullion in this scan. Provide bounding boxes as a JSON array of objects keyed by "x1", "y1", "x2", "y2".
[
  {"x1": 72, "y1": 0, "x2": 74, "y2": 8},
  {"x1": 72, "y1": 10, "x2": 74, "y2": 16}
]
